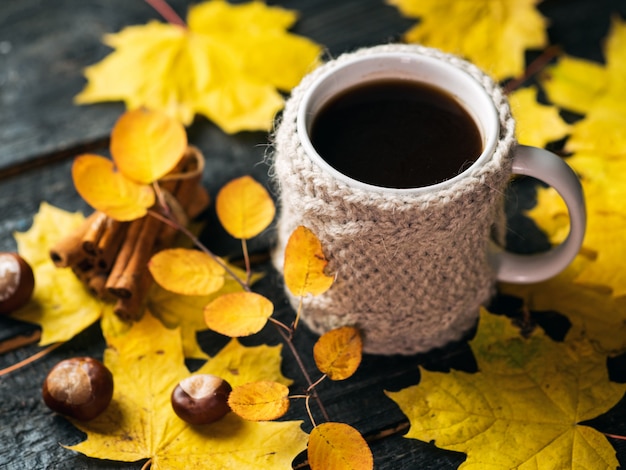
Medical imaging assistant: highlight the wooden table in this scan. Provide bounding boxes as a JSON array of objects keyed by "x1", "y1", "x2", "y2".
[{"x1": 1, "y1": 0, "x2": 625, "y2": 468}]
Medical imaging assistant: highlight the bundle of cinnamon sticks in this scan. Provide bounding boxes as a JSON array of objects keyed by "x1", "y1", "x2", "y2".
[{"x1": 50, "y1": 146, "x2": 209, "y2": 321}]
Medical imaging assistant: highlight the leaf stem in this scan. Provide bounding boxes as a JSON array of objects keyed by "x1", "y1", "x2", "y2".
[
  {"x1": 292, "y1": 296, "x2": 303, "y2": 331},
  {"x1": 269, "y1": 317, "x2": 293, "y2": 335},
  {"x1": 274, "y1": 324, "x2": 331, "y2": 422},
  {"x1": 140, "y1": 458, "x2": 152, "y2": 470},
  {"x1": 605, "y1": 432, "x2": 626, "y2": 441},
  {"x1": 307, "y1": 374, "x2": 327, "y2": 393},
  {"x1": 144, "y1": 0, "x2": 186, "y2": 27},
  {"x1": 305, "y1": 394, "x2": 317, "y2": 428},
  {"x1": 504, "y1": 45, "x2": 561, "y2": 94},
  {"x1": 241, "y1": 238, "x2": 252, "y2": 286},
  {"x1": 0, "y1": 343, "x2": 62, "y2": 377}
]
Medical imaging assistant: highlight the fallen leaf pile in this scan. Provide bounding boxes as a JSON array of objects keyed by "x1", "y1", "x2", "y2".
[{"x1": 75, "y1": 0, "x2": 321, "y2": 133}]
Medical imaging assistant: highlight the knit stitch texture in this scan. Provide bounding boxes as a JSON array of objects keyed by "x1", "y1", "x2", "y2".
[{"x1": 271, "y1": 44, "x2": 516, "y2": 355}]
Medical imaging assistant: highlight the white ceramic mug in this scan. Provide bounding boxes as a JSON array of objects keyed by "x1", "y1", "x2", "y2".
[{"x1": 272, "y1": 44, "x2": 585, "y2": 355}]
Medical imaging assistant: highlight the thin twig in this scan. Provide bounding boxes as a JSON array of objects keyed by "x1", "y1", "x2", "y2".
[
  {"x1": 0, "y1": 330, "x2": 42, "y2": 354},
  {"x1": 274, "y1": 325, "x2": 331, "y2": 422},
  {"x1": 0, "y1": 343, "x2": 63, "y2": 377}
]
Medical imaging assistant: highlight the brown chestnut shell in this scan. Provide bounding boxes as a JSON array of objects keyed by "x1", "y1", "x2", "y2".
[
  {"x1": 0, "y1": 252, "x2": 35, "y2": 314},
  {"x1": 171, "y1": 374, "x2": 232, "y2": 425},
  {"x1": 42, "y1": 357, "x2": 114, "y2": 421}
]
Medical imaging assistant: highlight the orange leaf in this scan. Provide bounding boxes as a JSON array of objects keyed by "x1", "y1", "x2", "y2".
[
  {"x1": 110, "y1": 109, "x2": 187, "y2": 184},
  {"x1": 215, "y1": 176, "x2": 276, "y2": 239},
  {"x1": 283, "y1": 226, "x2": 334, "y2": 297},
  {"x1": 204, "y1": 291, "x2": 274, "y2": 337},
  {"x1": 148, "y1": 248, "x2": 225, "y2": 296},
  {"x1": 72, "y1": 154, "x2": 155, "y2": 221},
  {"x1": 313, "y1": 326, "x2": 362, "y2": 381},
  {"x1": 228, "y1": 381, "x2": 290, "y2": 421},
  {"x1": 308, "y1": 422, "x2": 373, "y2": 470}
]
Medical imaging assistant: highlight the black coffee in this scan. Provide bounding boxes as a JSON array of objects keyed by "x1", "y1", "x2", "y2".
[{"x1": 310, "y1": 79, "x2": 483, "y2": 188}]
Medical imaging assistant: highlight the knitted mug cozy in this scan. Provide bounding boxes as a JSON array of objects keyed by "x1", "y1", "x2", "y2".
[{"x1": 271, "y1": 44, "x2": 516, "y2": 355}]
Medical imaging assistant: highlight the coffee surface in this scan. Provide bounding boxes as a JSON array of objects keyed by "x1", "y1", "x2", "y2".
[{"x1": 310, "y1": 79, "x2": 483, "y2": 188}]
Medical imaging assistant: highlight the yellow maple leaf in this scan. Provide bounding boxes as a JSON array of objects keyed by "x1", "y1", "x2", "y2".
[
  {"x1": 67, "y1": 312, "x2": 307, "y2": 469},
  {"x1": 566, "y1": 105, "x2": 626, "y2": 157},
  {"x1": 75, "y1": 0, "x2": 321, "y2": 133},
  {"x1": 500, "y1": 257, "x2": 626, "y2": 356},
  {"x1": 540, "y1": 55, "x2": 608, "y2": 116},
  {"x1": 542, "y1": 16, "x2": 626, "y2": 117},
  {"x1": 509, "y1": 86, "x2": 571, "y2": 148},
  {"x1": 388, "y1": 0, "x2": 547, "y2": 80},
  {"x1": 11, "y1": 203, "x2": 110, "y2": 344},
  {"x1": 540, "y1": 18, "x2": 626, "y2": 155},
  {"x1": 524, "y1": 150, "x2": 626, "y2": 297},
  {"x1": 386, "y1": 309, "x2": 626, "y2": 469}
]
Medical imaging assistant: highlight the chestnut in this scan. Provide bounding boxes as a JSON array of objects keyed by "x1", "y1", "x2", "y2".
[
  {"x1": 171, "y1": 374, "x2": 232, "y2": 425},
  {"x1": 0, "y1": 252, "x2": 35, "y2": 314},
  {"x1": 42, "y1": 357, "x2": 114, "y2": 421}
]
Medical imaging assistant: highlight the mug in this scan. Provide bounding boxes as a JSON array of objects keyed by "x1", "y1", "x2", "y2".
[{"x1": 271, "y1": 44, "x2": 585, "y2": 355}]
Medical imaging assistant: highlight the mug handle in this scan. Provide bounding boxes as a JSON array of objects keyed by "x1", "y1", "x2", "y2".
[{"x1": 489, "y1": 145, "x2": 586, "y2": 283}]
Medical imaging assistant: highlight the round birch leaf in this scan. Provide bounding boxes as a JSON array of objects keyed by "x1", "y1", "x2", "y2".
[
  {"x1": 110, "y1": 109, "x2": 187, "y2": 184},
  {"x1": 204, "y1": 291, "x2": 274, "y2": 337},
  {"x1": 284, "y1": 226, "x2": 334, "y2": 297},
  {"x1": 313, "y1": 326, "x2": 363, "y2": 381},
  {"x1": 215, "y1": 176, "x2": 276, "y2": 239},
  {"x1": 148, "y1": 248, "x2": 226, "y2": 296},
  {"x1": 228, "y1": 381, "x2": 290, "y2": 421},
  {"x1": 72, "y1": 154, "x2": 155, "y2": 221},
  {"x1": 308, "y1": 422, "x2": 373, "y2": 470}
]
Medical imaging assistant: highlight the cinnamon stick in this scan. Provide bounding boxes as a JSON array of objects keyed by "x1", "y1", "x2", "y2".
[
  {"x1": 113, "y1": 268, "x2": 154, "y2": 322},
  {"x1": 50, "y1": 145, "x2": 209, "y2": 322},
  {"x1": 87, "y1": 272, "x2": 110, "y2": 300},
  {"x1": 50, "y1": 212, "x2": 101, "y2": 267},
  {"x1": 105, "y1": 218, "x2": 146, "y2": 299},
  {"x1": 96, "y1": 219, "x2": 128, "y2": 272},
  {"x1": 81, "y1": 211, "x2": 108, "y2": 255}
]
